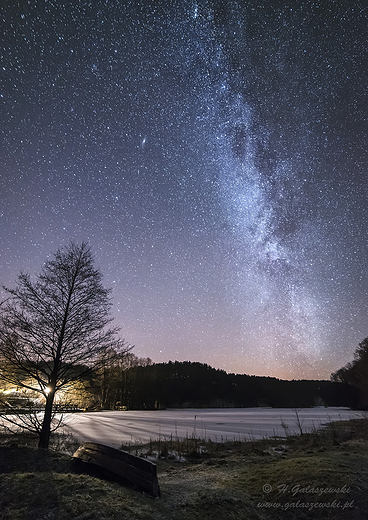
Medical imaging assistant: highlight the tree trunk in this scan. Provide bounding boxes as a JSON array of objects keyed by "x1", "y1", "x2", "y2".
[{"x1": 38, "y1": 391, "x2": 55, "y2": 449}]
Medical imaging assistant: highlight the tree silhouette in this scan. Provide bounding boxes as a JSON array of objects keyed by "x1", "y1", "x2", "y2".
[
  {"x1": 332, "y1": 337, "x2": 368, "y2": 408},
  {"x1": 0, "y1": 242, "x2": 131, "y2": 448}
]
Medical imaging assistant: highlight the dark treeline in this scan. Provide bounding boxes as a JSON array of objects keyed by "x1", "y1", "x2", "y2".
[
  {"x1": 1, "y1": 356, "x2": 360, "y2": 411},
  {"x1": 101, "y1": 360, "x2": 358, "y2": 410}
]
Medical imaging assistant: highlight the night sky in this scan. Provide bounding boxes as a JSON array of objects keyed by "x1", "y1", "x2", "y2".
[{"x1": 1, "y1": 1, "x2": 367, "y2": 380}]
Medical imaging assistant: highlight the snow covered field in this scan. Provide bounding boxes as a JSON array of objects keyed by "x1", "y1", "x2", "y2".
[{"x1": 63, "y1": 407, "x2": 363, "y2": 448}]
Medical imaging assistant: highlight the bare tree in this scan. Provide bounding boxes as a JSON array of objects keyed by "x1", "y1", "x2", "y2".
[
  {"x1": 95, "y1": 351, "x2": 153, "y2": 409},
  {"x1": 0, "y1": 242, "x2": 132, "y2": 448}
]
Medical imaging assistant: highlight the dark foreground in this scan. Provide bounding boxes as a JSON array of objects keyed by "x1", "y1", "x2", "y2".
[{"x1": 1, "y1": 419, "x2": 368, "y2": 519}]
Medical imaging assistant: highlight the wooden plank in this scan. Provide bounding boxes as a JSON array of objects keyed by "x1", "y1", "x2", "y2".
[{"x1": 73, "y1": 442, "x2": 160, "y2": 498}]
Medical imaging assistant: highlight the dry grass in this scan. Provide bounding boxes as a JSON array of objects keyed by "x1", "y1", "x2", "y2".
[{"x1": 1, "y1": 418, "x2": 368, "y2": 519}]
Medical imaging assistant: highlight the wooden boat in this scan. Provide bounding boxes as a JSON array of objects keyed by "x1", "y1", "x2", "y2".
[{"x1": 73, "y1": 442, "x2": 160, "y2": 498}]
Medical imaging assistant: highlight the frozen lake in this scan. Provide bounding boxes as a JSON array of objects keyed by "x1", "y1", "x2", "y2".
[{"x1": 63, "y1": 407, "x2": 363, "y2": 448}]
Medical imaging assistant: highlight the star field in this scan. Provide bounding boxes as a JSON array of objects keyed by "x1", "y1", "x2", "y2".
[{"x1": 1, "y1": 1, "x2": 367, "y2": 379}]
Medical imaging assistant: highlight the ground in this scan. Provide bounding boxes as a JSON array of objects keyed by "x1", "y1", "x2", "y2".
[{"x1": 0, "y1": 419, "x2": 368, "y2": 519}]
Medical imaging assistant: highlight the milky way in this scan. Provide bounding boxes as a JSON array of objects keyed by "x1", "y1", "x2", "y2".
[{"x1": 1, "y1": 1, "x2": 367, "y2": 379}]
